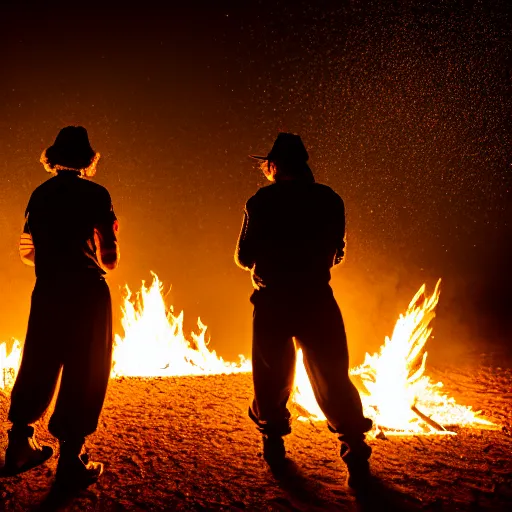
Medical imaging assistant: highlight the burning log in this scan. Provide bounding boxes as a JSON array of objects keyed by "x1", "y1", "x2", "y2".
[{"x1": 411, "y1": 403, "x2": 449, "y2": 433}]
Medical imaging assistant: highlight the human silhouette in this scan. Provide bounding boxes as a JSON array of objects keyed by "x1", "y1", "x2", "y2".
[
  {"x1": 3, "y1": 126, "x2": 120, "y2": 489},
  {"x1": 235, "y1": 133, "x2": 372, "y2": 489}
]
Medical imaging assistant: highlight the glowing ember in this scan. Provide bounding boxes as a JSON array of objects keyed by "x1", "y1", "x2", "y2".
[
  {"x1": 293, "y1": 279, "x2": 495, "y2": 434},
  {"x1": 112, "y1": 273, "x2": 251, "y2": 377},
  {"x1": 0, "y1": 339, "x2": 22, "y2": 392}
]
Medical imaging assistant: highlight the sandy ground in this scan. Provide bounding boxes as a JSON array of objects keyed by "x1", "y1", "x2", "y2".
[{"x1": 1, "y1": 352, "x2": 511, "y2": 511}]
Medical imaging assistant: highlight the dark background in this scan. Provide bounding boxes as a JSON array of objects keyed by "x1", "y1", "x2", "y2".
[{"x1": 0, "y1": 0, "x2": 510, "y2": 365}]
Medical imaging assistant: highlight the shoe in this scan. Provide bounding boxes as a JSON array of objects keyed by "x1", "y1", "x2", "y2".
[
  {"x1": 341, "y1": 441, "x2": 372, "y2": 491},
  {"x1": 346, "y1": 457, "x2": 372, "y2": 490},
  {"x1": 55, "y1": 442, "x2": 103, "y2": 489},
  {"x1": 262, "y1": 435, "x2": 286, "y2": 466},
  {"x1": 3, "y1": 425, "x2": 53, "y2": 475}
]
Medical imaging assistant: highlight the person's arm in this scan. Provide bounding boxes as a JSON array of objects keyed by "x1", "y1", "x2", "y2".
[
  {"x1": 234, "y1": 205, "x2": 256, "y2": 271},
  {"x1": 19, "y1": 217, "x2": 35, "y2": 266},
  {"x1": 94, "y1": 224, "x2": 119, "y2": 271},
  {"x1": 94, "y1": 193, "x2": 120, "y2": 271},
  {"x1": 333, "y1": 196, "x2": 346, "y2": 266}
]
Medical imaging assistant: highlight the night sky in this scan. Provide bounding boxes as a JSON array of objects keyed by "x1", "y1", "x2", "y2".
[{"x1": 0, "y1": 0, "x2": 510, "y2": 364}]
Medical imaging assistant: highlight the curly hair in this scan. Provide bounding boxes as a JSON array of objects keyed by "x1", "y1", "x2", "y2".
[{"x1": 40, "y1": 150, "x2": 100, "y2": 178}]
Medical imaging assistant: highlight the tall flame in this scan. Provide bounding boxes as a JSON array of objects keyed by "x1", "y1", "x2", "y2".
[
  {"x1": 293, "y1": 279, "x2": 494, "y2": 434},
  {"x1": 111, "y1": 274, "x2": 251, "y2": 377}
]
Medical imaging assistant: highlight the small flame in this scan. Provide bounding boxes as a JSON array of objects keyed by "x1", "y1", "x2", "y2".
[
  {"x1": 112, "y1": 273, "x2": 251, "y2": 377},
  {"x1": 0, "y1": 339, "x2": 22, "y2": 392}
]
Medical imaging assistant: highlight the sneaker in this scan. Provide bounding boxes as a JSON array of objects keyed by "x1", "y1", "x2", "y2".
[
  {"x1": 55, "y1": 444, "x2": 103, "y2": 489},
  {"x1": 3, "y1": 425, "x2": 53, "y2": 475},
  {"x1": 346, "y1": 457, "x2": 372, "y2": 490},
  {"x1": 262, "y1": 435, "x2": 286, "y2": 466}
]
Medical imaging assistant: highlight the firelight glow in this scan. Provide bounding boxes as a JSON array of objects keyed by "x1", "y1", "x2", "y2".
[
  {"x1": 0, "y1": 273, "x2": 495, "y2": 435},
  {"x1": 0, "y1": 339, "x2": 21, "y2": 392},
  {"x1": 111, "y1": 274, "x2": 251, "y2": 377},
  {"x1": 292, "y1": 280, "x2": 494, "y2": 434}
]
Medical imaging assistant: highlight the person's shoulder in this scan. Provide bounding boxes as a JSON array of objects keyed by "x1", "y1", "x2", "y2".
[
  {"x1": 27, "y1": 176, "x2": 57, "y2": 204},
  {"x1": 246, "y1": 184, "x2": 277, "y2": 207},
  {"x1": 80, "y1": 179, "x2": 112, "y2": 201},
  {"x1": 313, "y1": 182, "x2": 338, "y2": 195},
  {"x1": 255, "y1": 183, "x2": 278, "y2": 198},
  {"x1": 313, "y1": 183, "x2": 343, "y2": 203},
  {"x1": 81, "y1": 178, "x2": 109, "y2": 193},
  {"x1": 32, "y1": 175, "x2": 57, "y2": 192}
]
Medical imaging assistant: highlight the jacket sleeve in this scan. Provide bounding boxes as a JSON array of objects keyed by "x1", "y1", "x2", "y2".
[
  {"x1": 333, "y1": 196, "x2": 346, "y2": 266},
  {"x1": 94, "y1": 190, "x2": 120, "y2": 271},
  {"x1": 234, "y1": 204, "x2": 256, "y2": 271},
  {"x1": 19, "y1": 214, "x2": 35, "y2": 266}
]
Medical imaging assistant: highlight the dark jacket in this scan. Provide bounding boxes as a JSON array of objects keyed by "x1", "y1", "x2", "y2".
[{"x1": 235, "y1": 180, "x2": 345, "y2": 291}]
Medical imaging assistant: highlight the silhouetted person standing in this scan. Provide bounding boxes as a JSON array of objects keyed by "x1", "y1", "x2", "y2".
[
  {"x1": 235, "y1": 133, "x2": 372, "y2": 489},
  {"x1": 3, "y1": 126, "x2": 120, "y2": 489}
]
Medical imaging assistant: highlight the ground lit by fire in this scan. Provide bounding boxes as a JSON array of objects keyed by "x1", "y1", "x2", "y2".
[
  {"x1": 0, "y1": 273, "x2": 495, "y2": 436},
  {"x1": 1, "y1": 276, "x2": 510, "y2": 511}
]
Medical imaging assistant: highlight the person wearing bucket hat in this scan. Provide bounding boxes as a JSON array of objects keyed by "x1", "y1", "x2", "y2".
[
  {"x1": 3, "y1": 126, "x2": 119, "y2": 490},
  {"x1": 236, "y1": 133, "x2": 373, "y2": 489},
  {"x1": 40, "y1": 125, "x2": 100, "y2": 175}
]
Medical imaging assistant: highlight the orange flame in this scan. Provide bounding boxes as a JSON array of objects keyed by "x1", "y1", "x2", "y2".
[
  {"x1": 0, "y1": 339, "x2": 22, "y2": 392},
  {"x1": 111, "y1": 273, "x2": 251, "y2": 377},
  {"x1": 292, "y1": 279, "x2": 495, "y2": 434}
]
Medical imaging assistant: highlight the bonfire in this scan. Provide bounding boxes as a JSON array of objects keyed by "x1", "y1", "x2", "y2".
[
  {"x1": 0, "y1": 274, "x2": 495, "y2": 436},
  {"x1": 111, "y1": 275, "x2": 251, "y2": 377},
  {"x1": 292, "y1": 280, "x2": 494, "y2": 435}
]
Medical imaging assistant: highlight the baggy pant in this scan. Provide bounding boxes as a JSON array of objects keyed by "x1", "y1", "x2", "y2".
[
  {"x1": 249, "y1": 286, "x2": 371, "y2": 441},
  {"x1": 9, "y1": 274, "x2": 113, "y2": 442}
]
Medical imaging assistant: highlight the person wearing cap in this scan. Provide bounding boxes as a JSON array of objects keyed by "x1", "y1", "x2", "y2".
[
  {"x1": 2, "y1": 126, "x2": 119, "y2": 489},
  {"x1": 235, "y1": 133, "x2": 372, "y2": 489}
]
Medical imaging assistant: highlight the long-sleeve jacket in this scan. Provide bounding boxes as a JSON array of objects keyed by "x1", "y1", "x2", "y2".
[{"x1": 235, "y1": 180, "x2": 345, "y2": 290}]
